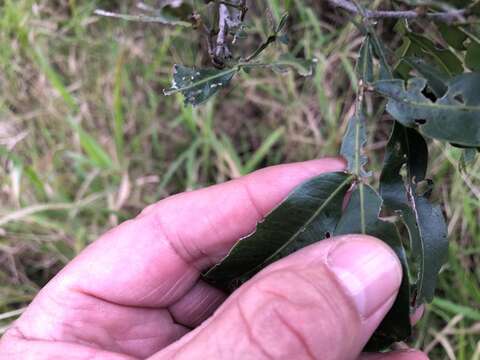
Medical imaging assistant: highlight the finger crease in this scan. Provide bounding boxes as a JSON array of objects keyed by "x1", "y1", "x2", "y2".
[
  {"x1": 272, "y1": 308, "x2": 316, "y2": 360},
  {"x1": 236, "y1": 299, "x2": 274, "y2": 360}
]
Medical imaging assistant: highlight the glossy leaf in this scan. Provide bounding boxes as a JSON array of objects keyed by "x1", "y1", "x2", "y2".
[
  {"x1": 374, "y1": 73, "x2": 480, "y2": 147},
  {"x1": 203, "y1": 172, "x2": 354, "y2": 291},
  {"x1": 341, "y1": 114, "x2": 369, "y2": 177},
  {"x1": 379, "y1": 122, "x2": 444, "y2": 305},
  {"x1": 411, "y1": 194, "x2": 449, "y2": 303},
  {"x1": 164, "y1": 65, "x2": 237, "y2": 106},
  {"x1": 334, "y1": 184, "x2": 412, "y2": 350}
]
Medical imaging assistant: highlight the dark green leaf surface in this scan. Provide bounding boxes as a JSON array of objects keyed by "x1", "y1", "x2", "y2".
[
  {"x1": 379, "y1": 122, "x2": 444, "y2": 305},
  {"x1": 334, "y1": 184, "x2": 412, "y2": 350},
  {"x1": 404, "y1": 57, "x2": 448, "y2": 98},
  {"x1": 341, "y1": 114, "x2": 369, "y2": 177},
  {"x1": 437, "y1": 23, "x2": 467, "y2": 50},
  {"x1": 406, "y1": 33, "x2": 463, "y2": 76},
  {"x1": 374, "y1": 73, "x2": 480, "y2": 147},
  {"x1": 203, "y1": 172, "x2": 353, "y2": 291},
  {"x1": 164, "y1": 65, "x2": 237, "y2": 106},
  {"x1": 466, "y1": 42, "x2": 480, "y2": 72},
  {"x1": 411, "y1": 195, "x2": 448, "y2": 303}
]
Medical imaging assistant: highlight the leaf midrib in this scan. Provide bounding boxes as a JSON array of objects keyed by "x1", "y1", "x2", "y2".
[{"x1": 240, "y1": 174, "x2": 355, "y2": 277}]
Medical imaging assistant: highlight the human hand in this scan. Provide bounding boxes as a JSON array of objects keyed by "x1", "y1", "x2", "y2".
[{"x1": 0, "y1": 158, "x2": 427, "y2": 360}]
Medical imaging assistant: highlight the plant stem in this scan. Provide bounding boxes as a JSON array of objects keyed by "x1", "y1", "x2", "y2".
[{"x1": 328, "y1": 0, "x2": 467, "y2": 22}]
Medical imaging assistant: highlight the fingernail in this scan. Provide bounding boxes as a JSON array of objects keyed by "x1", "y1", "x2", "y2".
[{"x1": 326, "y1": 237, "x2": 402, "y2": 319}]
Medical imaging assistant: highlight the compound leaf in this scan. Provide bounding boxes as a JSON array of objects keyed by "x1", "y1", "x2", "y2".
[
  {"x1": 203, "y1": 172, "x2": 354, "y2": 291},
  {"x1": 374, "y1": 73, "x2": 480, "y2": 147}
]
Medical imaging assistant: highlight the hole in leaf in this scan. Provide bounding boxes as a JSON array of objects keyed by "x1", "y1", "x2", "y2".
[
  {"x1": 411, "y1": 288, "x2": 418, "y2": 307},
  {"x1": 417, "y1": 179, "x2": 434, "y2": 198},
  {"x1": 454, "y1": 93, "x2": 465, "y2": 104},
  {"x1": 421, "y1": 86, "x2": 437, "y2": 102},
  {"x1": 415, "y1": 119, "x2": 427, "y2": 125}
]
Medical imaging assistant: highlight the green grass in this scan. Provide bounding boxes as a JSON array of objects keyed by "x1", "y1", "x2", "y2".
[{"x1": 0, "y1": 1, "x2": 479, "y2": 358}]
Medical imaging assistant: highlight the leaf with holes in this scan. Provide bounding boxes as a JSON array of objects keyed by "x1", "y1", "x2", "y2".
[
  {"x1": 380, "y1": 121, "x2": 447, "y2": 305},
  {"x1": 404, "y1": 57, "x2": 448, "y2": 98},
  {"x1": 374, "y1": 73, "x2": 480, "y2": 147},
  {"x1": 164, "y1": 65, "x2": 238, "y2": 106},
  {"x1": 202, "y1": 172, "x2": 354, "y2": 291},
  {"x1": 341, "y1": 114, "x2": 369, "y2": 177},
  {"x1": 334, "y1": 184, "x2": 412, "y2": 350}
]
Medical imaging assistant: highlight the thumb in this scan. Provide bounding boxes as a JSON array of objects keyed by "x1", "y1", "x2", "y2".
[{"x1": 152, "y1": 235, "x2": 403, "y2": 360}]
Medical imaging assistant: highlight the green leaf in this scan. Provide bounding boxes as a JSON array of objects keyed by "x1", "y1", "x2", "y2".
[
  {"x1": 437, "y1": 23, "x2": 467, "y2": 50},
  {"x1": 404, "y1": 57, "x2": 448, "y2": 98},
  {"x1": 406, "y1": 33, "x2": 463, "y2": 76},
  {"x1": 411, "y1": 195, "x2": 448, "y2": 303},
  {"x1": 341, "y1": 114, "x2": 369, "y2": 177},
  {"x1": 334, "y1": 184, "x2": 412, "y2": 350},
  {"x1": 374, "y1": 73, "x2": 480, "y2": 147},
  {"x1": 466, "y1": 42, "x2": 480, "y2": 72},
  {"x1": 379, "y1": 122, "x2": 447, "y2": 305},
  {"x1": 369, "y1": 30, "x2": 393, "y2": 80},
  {"x1": 357, "y1": 36, "x2": 374, "y2": 83},
  {"x1": 203, "y1": 172, "x2": 354, "y2": 291},
  {"x1": 164, "y1": 65, "x2": 237, "y2": 106}
]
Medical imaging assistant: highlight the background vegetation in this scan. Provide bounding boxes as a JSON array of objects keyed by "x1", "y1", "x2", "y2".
[{"x1": 0, "y1": 0, "x2": 479, "y2": 358}]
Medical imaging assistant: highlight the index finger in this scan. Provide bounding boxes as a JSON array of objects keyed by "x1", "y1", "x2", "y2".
[{"x1": 47, "y1": 158, "x2": 346, "y2": 307}]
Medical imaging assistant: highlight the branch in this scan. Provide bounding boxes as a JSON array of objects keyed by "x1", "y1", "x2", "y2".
[
  {"x1": 215, "y1": 4, "x2": 232, "y2": 61},
  {"x1": 328, "y1": 0, "x2": 467, "y2": 22},
  {"x1": 212, "y1": 0, "x2": 245, "y2": 66}
]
